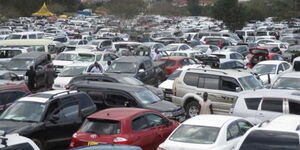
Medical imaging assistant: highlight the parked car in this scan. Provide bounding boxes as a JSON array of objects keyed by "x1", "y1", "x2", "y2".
[
  {"x1": 0, "y1": 131, "x2": 40, "y2": 150},
  {"x1": 70, "y1": 108, "x2": 179, "y2": 150},
  {"x1": 0, "y1": 47, "x2": 32, "y2": 64},
  {"x1": 160, "y1": 57, "x2": 197, "y2": 76},
  {"x1": 234, "y1": 115, "x2": 300, "y2": 150},
  {"x1": 69, "y1": 81, "x2": 186, "y2": 121},
  {"x1": 271, "y1": 72, "x2": 300, "y2": 90},
  {"x1": 67, "y1": 73, "x2": 164, "y2": 99},
  {"x1": 172, "y1": 68, "x2": 263, "y2": 117},
  {"x1": 253, "y1": 60, "x2": 292, "y2": 85},
  {"x1": 70, "y1": 145, "x2": 142, "y2": 150},
  {"x1": 0, "y1": 70, "x2": 24, "y2": 85},
  {"x1": 222, "y1": 45, "x2": 249, "y2": 57},
  {"x1": 6, "y1": 52, "x2": 52, "y2": 89},
  {"x1": 0, "y1": 83, "x2": 30, "y2": 113},
  {"x1": 158, "y1": 115, "x2": 253, "y2": 150},
  {"x1": 283, "y1": 44, "x2": 300, "y2": 62},
  {"x1": 0, "y1": 90, "x2": 97, "y2": 149},
  {"x1": 231, "y1": 89, "x2": 300, "y2": 125},
  {"x1": 246, "y1": 47, "x2": 283, "y2": 68},
  {"x1": 106, "y1": 56, "x2": 166, "y2": 86},
  {"x1": 158, "y1": 43, "x2": 191, "y2": 55}
]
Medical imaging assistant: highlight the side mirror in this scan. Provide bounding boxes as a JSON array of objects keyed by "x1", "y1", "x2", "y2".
[
  {"x1": 236, "y1": 87, "x2": 242, "y2": 92},
  {"x1": 50, "y1": 114, "x2": 59, "y2": 123},
  {"x1": 138, "y1": 69, "x2": 145, "y2": 73}
]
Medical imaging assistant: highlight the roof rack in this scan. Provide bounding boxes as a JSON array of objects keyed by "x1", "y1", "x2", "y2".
[
  {"x1": 187, "y1": 68, "x2": 227, "y2": 75},
  {"x1": 258, "y1": 120, "x2": 270, "y2": 128},
  {"x1": 49, "y1": 90, "x2": 77, "y2": 100}
]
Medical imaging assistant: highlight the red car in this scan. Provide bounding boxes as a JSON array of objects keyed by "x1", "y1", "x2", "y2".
[
  {"x1": 70, "y1": 108, "x2": 179, "y2": 150},
  {"x1": 0, "y1": 82, "x2": 31, "y2": 113},
  {"x1": 160, "y1": 57, "x2": 197, "y2": 76},
  {"x1": 247, "y1": 47, "x2": 283, "y2": 68}
]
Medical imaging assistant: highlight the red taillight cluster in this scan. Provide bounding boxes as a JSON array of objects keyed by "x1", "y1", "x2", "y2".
[{"x1": 69, "y1": 133, "x2": 87, "y2": 148}]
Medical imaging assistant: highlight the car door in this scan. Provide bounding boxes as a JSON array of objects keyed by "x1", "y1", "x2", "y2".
[
  {"x1": 130, "y1": 115, "x2": 156, "y2": 150},
  {"x1": 256, "y1": 98, "x2": 284, "y2": 122},
  {"x1": 44, "y1": 96, "x2": 81, "y2": 148}
]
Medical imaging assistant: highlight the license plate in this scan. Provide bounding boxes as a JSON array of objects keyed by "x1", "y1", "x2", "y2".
[{"x1": 88, "y1": 141, "x2": 99, "y2": 146}]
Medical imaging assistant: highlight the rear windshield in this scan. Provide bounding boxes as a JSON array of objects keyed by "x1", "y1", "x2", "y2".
[
  {"x1": 81, "y1": 119, "x2": 121, "y2": 135},
  {"x1": 239, "y1": 130, "x2": 299, "y2": 150}
]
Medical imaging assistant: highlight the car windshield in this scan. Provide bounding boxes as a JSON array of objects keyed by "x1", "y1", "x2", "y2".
[
  {"x1": 272, "y1": 77, "x2": 300, "y2": 90},
  {"x1": 6, "y1": 59, "x2": 34, "y2": 71},
  {"x1": 59, "y1": 66, "x2": 86, "y2": 77},
  {"x1": 107, "y1": 62, "x2": 137, "y2": 73},
  {"x1": 131, "y1": 89, "x2": 161, "y2": 105},
  {"x1": 168, "y1": 70, "x2": 182, "y2": 80},
  {"x1": 81, "y1": 119, "x2": 121, "y2": 135},
  {"x1": 76, "y1": 54, "x2": 95, "y2": 62},
  {"x1": 239, "y1": 75, "x2": 263, "y2": 90},
  {"x1": 192, "y1": 46, "x2": 208, "y2": 53},
  {"x1": 253, "y1": 64, "x2": 276, "y2": 75},
  {"x1": 170, "y1": 53, "x2": 188, "y2": 57},
  {"x1": 55, "y1": 53, "x2": 77, "y2": 61},
  {"x1": 239, "y1": 130, "x2": 300, "y2": 150},
  {"x1": 169, "y1": 125, "x2": 220, "y2": 144},
  {"x1": 161, "y1": 45, "x2": 179, "y2": 51},
  {"x1": 0, "y1": 102, "x2": 45, "y2": 122},
  {"x1": 68, "y1": 40, "x2": 78, "y2": 45},
  {"x1": 118, "y1": 76, "x2": 144, "y2": 86}
]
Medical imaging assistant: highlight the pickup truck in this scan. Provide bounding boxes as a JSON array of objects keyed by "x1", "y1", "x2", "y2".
[{"x1": 106, "y1": 56, "x2": 166, "y2": 86}]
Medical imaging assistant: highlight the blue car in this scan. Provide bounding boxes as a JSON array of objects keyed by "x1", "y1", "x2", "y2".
[{"x1": 70, "y1": 145, "x2": 142, "y2": 150}]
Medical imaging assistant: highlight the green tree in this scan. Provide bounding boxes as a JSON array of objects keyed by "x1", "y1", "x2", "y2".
[
  {"x1": 187, "y1": 0, "x2": 201, "y2": 16},
  {"x1": 212, "y1": 0, "x2": 246, "y2": 31},
  {"x1": 146, "y1": 1, "x2": 189, "y2": 16},
  {"x1": 104, "y1": 0, "x2": 147, "y2": 19}
]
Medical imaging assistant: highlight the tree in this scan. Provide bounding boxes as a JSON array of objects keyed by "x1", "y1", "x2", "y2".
[
  {"x1": 187, "y1": 0, "x2": 201, "y2": 16},
  {"x1": 212, "y1": 0, "x2": 246, "y2": 31},
  {"x1": 104, "y1": 0, "x2": 147, "y2": 19},
  {"x1": 146, "y1": 1, "x2": 189, "y2": 16}
]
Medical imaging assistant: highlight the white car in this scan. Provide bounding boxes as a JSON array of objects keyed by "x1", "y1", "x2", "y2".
[
  {"x1": 158, "y1": 115, "x2": 253, "y2": 150},
  {"x1": 234, "y1": 115, "x2": 300, "y2": 150},
  {"x1": 212, "y1": 51, "x2": 244, "y2": 61},
  {"x1": 170, "y1": 50, "x2": 202, "y2": 58},
  {"x1": 159, "y1": 43, "x2": 191, "y2": 55},
  {"x1": 0, "y1": 131, "x2": 40, "y2": 149},
  {"x1": 252, "y1": 60, "x2": 292, "y2": 85},
  {"x1": 53, "y1": 62, "x2": 94, "y2": 90}
]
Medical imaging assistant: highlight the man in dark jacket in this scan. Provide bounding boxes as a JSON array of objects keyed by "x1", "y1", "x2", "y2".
[
  {"x1": 45, "y1": 64, "x2": 56, "y2": 90},
  {"x1": 25, "y1": 66, "x2": 36, "y2": 91}
]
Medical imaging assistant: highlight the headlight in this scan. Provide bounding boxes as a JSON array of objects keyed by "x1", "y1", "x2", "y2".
[{"x1": 162, "y1": 112, "x2": 173, "y2": 117}]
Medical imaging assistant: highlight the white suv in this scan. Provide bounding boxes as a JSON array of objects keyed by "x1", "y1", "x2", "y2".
[
  {"x1": 234, "y1": 115, "x2": 300, "y2": 150},
  {"x1": 231, "y1": 89, "x2": 300, "y2": 125},
  {"x1": 172, "y1": 68, "x2": 263, "y2": 117}
]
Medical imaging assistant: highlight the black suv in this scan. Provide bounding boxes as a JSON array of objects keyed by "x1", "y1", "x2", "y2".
[
  {"x1": 69, "y1": 81, "x2": 185, "y2": 122},
  {"x1": 67, "y1": 73, "x2": 164, "y2": 99},
  {"x1": 6, "y1": 52, "x2": 52, "y2": 89},
  {"x1": 0, "y1": 90, "x2": 97, "y2": 150}
]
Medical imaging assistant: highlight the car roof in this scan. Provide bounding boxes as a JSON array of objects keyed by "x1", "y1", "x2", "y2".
[
  {"x1": 238, "y1": 89, "x2": 300, "y2": 100},
  {"x1": 183, "y1": 115, "x2": 240, "y2": 127},
  {"x1": 88, "y1": 108, "x2": 155, "y2": 121},
  {"x1": 257, "y1": 60, "x2": 286, "y2": 65},
  {"x1": 18, "y1": 90, "x2": 72, "y2": 103},
  {"x1": 186, "y1": 67, "x2": 252, "y2": 78}
]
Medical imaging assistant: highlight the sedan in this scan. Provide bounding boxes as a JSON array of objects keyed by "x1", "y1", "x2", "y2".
[
  {"x1": 0, "y1": 70, "x2": 23, "y2": 85},
  {"x1": 70, "y1": 108, "x2": 179, "y2": 150},
  {"x1": 158, "y1": 115, "x2": 253, "y2": 150}
]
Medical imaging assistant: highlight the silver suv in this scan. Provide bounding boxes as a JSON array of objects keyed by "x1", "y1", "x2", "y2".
[
  {"x1": 172, "y1": 68, "x2": 263, "y2": 117},
  {"x1": 232, "y1": 89, "x2": 300, "y2": 125}
]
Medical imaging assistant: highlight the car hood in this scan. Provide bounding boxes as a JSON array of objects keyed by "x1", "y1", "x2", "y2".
[
  {"x1": 0, "y1": 120, "x2": 41, "y2": 134},
  {"x1": 145, "y1": 100, "x2": 180, "y2": 112},
  {"x1": 144, "y1": 85, "x2": 164, "y2": 96}
]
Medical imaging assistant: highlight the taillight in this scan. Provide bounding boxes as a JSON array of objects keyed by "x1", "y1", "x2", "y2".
[
  {"x1": 157, "y1": 147, "x2": 166, "y2": 150},
  {"x1": 69, "y1": 133, "x2": 87, "y2": 148},
  {"x1": 113, "y1": 137, "x2": 128, "y2": 144}
]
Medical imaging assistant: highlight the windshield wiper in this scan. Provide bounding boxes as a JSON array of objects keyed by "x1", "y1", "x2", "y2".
[{"x1": 0, "y1": 118, "x2": 21, "y2": 122}]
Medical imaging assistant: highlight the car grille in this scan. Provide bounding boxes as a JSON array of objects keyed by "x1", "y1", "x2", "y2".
[{"x1": 164, "y1": 89, "x2": 173, "y2": 94}]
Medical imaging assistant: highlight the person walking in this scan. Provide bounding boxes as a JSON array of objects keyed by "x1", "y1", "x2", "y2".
[
  {"x1": 25, "y1": 66, "x2": 36, "y2": 92},
  {"x1": 45, "y1": 63, "x2": 56, "y2": 90},
  {"x1": 199, "y1": 92, "x2": 213, "y2": 114}
]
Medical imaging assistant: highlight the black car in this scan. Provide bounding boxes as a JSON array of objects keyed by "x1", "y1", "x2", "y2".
[
  {"x1": 69, "y1": 81, "x2": 185, "y2": 121},
  {"x1": 5, "y1": 52, "x2": 52, "y2": 89},
  {"x1": 106, "y1": 56, "x2": 166, "y2": 86},
  {"x1": 67, "y1": 73, "x2": 164, "y2": 99},
  {"x1": 0, "y1": 90, "x2": 97, "y2": 150}
]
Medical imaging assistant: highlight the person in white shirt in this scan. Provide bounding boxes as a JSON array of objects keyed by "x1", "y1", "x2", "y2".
[
  {"x1": 199, "y1": 92, "x2": 213, "y2": 114},
  {"x1": 90, "y1": 62, "x2": 102, "y2": 73}
]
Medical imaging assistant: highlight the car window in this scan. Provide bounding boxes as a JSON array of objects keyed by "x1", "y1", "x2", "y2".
[
  {"x1": 132, "y1": 116, "x2": 149, "y2": 131},
  {"x1": 289, "y1": 101, "x2": 300, "y2": 115},
  {"x1": 81, "y1": 119, "x2": 121, "y2": 135},
  {"x1": 283, "y1": 63, "x2": 290, "y2": 70},
  {"x1": 105, "y1": 93, "x2": 137, "y2": 107},
  {"x1": 145, "y1": 114, "x2": 165, "y2": 127},
  {"x1": 28, "y1": 34, "x2": 36, "y2": 39},
  {"x1": 102, "y1": 41, "x2": 112, "y2": 47},
  {"x1": 76, "y1": 93, "x2": 94, "y2": 109},
  {"x1": 236, "y1": 61, "x2": 245, "y2": 68},
  {"x1": 58, "y1": 102, "x2": 79, "y2": 120},
  {"x1": 96, "y1": 55, "x2": 102, "y2": 61},
  {"x1": 104, "y1": 54, "x2": 113, "y2": 61},
  {"x1": 230, "y1": 54, "x2": 238, "y2": 59},
  {"x1": 180, "y1": 59, "x2": 190, "y2": 66},
  {"x1": 244, "y1": 98, "x2": 262, "y2": 110},
  {"x1": 237, "y1": 120, "x2": 253, "y2": 134},
  {"x1": 1, "y1": 143, "x2": 35, "y2": 150},
  {"x1": 261, "y1": 99, "x2": 283, "y2": 113},
  {"x1": 227, "y1": 122, "x2": 241, "y2": 141},
  {"x1": 78, "y1": 41, "x2": 83, "y2": 45},
  {"x1": 277, "y1": 64, "x2": 284, "y2": 73},
  {"x1": 183, "y1": 72, "x2": 199, "y2": 87},
  {"x1": 221, "y1": 77, "x2": 240, "y2": 92},
  {"x1": 204, "y1": 76, "x2": 219, "y2": 90}
]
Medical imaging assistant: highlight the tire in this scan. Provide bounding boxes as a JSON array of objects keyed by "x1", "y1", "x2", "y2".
[
  {"x1": 185, "y1": 101, "x2": 201, "y2": 118},
  {"x1": 33, "y1": 139, "x2": 45, "y2": 150}
]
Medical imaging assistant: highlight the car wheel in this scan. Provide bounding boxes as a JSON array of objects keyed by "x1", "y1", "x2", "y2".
[
  {"x1": 185, "y1": 101, "x2": 200, "y2": 118},
  {"x1": 33, "y1": 139, "x2": 44, "y2": 150}
]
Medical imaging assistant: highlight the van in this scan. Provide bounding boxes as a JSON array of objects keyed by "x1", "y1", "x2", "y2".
[{"x1": 6, "y1": 31, "x2": 44, "y2": 40}]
